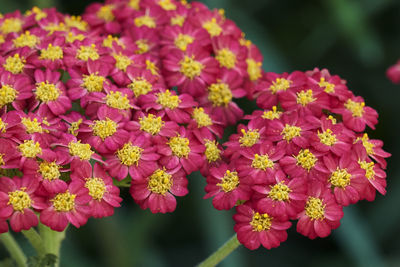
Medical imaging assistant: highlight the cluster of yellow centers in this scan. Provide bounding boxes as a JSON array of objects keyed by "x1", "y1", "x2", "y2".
[
  {"x1": 251, "y1": 154, "x2": 274, "y2": 171},
  {"x1": 18, "y1": 140, "x2": 42, "y2": 158},
  {"x1": 305, "y1": 197, "x2": 325, "y2": 220},
  {"x1": 52, "y1": 191, "x2": 76, "y2": 212},
  {"x1": 215, "y1": 48, "x2": 236, "y2": 69},
  {"x1": 21, "y1": 117, "x2": 49, "y2": 134},
  {"x1": 202, "y1": 18, "x2": 222, "y2": 37},
  {"x1": 0, "y1": 18, "x2": 22, "y2": 34},
  {"x1": 8, "y1": 188, "x2": 32, "y2": 212},
  {"x1": 85, "y1": 177, "x2": 106, "y2": 200},
  {"x1": 268, "y1": 181, "x2": 291, "y2": 201},
  {"x1": 134, "y1": 15, "x2": 156, "y2": 28},
  {"x1": 113, "y1": 53, "x2": 132, "y2": 72},
  {"x1": 128, "y1": 77, "x2": 153, "y2": 97},
  {"x1": 359, "y1": 160, "x2": 375, "y2": 180},
  {"x1": 91, "y1": 118, "x2": 117, "y2": 140},
  {"x1": 208, "y1": 82, "x2": 232, "y2": 107},
  {"x1": 295, "y1": 149, "x2": 317, "y2": 171},
  {"x1": 82, "y1": 73, "x2": 105, "y2": 93},
  {"x1": 204, "y1": 139, "x2": 221, "y2": 163},
  {"x1": 217, "y1": 170, "x2": 239, "y2": 193},
  {"x1": 76, "y1": 44, "x2": 99, "y2": 61},
  {"x1": 192, "y1": 107, "x2": 212, "y2": 127},
  {"x1": 250, "y1": 212, "x2": 272, "y2": 232},
  {"x1": 39, "y1": 161, "x2": 61, "y2": 181},
  {"x1": 97, "y1": 5, "x2": 115, "y2": 22},
  {"x1": 68, "y1": 119, "x2": 82, "y2": 136},
  {"x1": 239, "y1": 129, "x2": 260, "y2": 147},
  {"x1": 281, "y1": 124, "x2": 301, "y2": 142},
  {"x1": 318, "y1": 129, "x2": 337, "y2": 146},
  {"x1": 135, "y1": 39, "x2": 149, "y2": 54},
  {"x1": 318, "y1": 77, "x2": 335, "y2": 93},
  {"x1": 3, "y1": 54, "x2": 25, "y2": 74},
  {"x1": 117, "y1": 143, "x2": 143, "y2": 166},
  {"x1": 0, "y1": 118, "x2": 6, "y2": 133},
  {"x1": 296, "y1": 89, "x2": 316, "y2": 106},
  {"x1": 179, "y1": 56, "x2": 204, "y2": 80},
  {"x1": 35, "y1": 81, "x2": 60, "y2": 103},
  {"x1": 269, "y1": 78, "x2": 292, "y2": 94},
  {"x1": 148, "y1": 168, "x2": 172, "y2": 195},
  {"x1": 139, "y1": 114, "x2": 164, "y2": 135},
  {"x1": 68, "y1": 141, "x2": 94, "y2": 161},
  {"x1": 13, "y1": 31, "x2": 38, "y2": 48},
  {"x1": 246, "y1": 59, "x2": 262, "y2": 81},
  {"x1": 345, "y1": 99, "x2": 365, "y2": 117},
  {"x1": 168, "y1": 135, "x2": 190, "y2": 158},
  {"x1": 0, "y1": 84, "x2": 17, "y2": 108},
  {"x1": 262, "y1": 106, "x2": 282, "y2": 120},
  {"x1": 329, "y1": 168, "x2": 351, "y2": 188},
  {"x1": 174, "y1": 34, "x2": 194, "y2": 51},
  {"x1": 40, "y1": 44, "x2": 63, "y2": 61},
  {"x1": 105, "y1": 91, "x2": 132, "y2": 110},
  {"x1": 158, "y1": 0, "x2": 177, "y2": 10},
  {"x1": 156, "y1": 90, "x2": 181, "y2": 109}
]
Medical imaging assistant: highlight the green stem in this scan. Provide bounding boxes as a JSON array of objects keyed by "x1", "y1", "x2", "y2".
[
  {"x1": 0, "y1": 232, "x2": 27, "y2": 267},
  {"x1": 197, "y1": 234, "x2": 241, "y2": 267},
  {"x1": 38, "y1": 223, "x2": 67, "y2": 267},
  {"x1": 22, "y1": 228, "x2": 45, "y2": 256}
]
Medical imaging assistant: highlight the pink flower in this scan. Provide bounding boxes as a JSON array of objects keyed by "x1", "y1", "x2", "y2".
[
  {"x1": 354, "y1": 133, "x2": 391, "y2": 169},
  {"x1": 0, "y1": 71, "x2": 33, "y2": 112},
  {"x1": 83, "y1": 3, "x2": 121, "y2": 34},
  {"x1": 386, "y1": 60, "x2": 400, "y2": 84}
]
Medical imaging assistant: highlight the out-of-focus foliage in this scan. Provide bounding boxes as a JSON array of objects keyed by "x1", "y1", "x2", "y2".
[{"x1": 0, "y1": 0, "x2": 399, "y2": 266}]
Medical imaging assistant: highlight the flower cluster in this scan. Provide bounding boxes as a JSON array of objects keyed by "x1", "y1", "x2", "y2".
[{"x1": 0, "y1": 0, "x2": 390, "y2": 253}]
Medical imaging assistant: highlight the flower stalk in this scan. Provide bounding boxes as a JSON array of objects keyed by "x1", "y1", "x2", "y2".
[
  {"x1": 198, "y1": 234, "x2": 241, "y2": 267},
  {"x1": 0, "y1": 232, "x2": 27, "y2": 267}
]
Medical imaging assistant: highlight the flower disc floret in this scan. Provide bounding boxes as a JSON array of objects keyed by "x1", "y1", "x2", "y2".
[
  {"x1": 246, "y1": 59, "x2": 262, "y2": 81},
  {"x1": 281, "y1": 124, "x2": 301, "y2": 142},
  {"x1": 117, "y1": 143, "x2": 143, "y2": 166},
  {"x1": 345, "y1": 99, "x2": 365, "y2": 117},
  {"x1": 202, "y1": 18, "x2": 222, "y2": 37},
  {"x1": 296, "y1": 89, "x2": 316, "y2": 106},
  {"x1": 174, "y1": 34, "x2": 194, "y2": 51},
  {"x1": 105, "y1": 91, "x2": 131, "y2": 110},
  {"x1": 0, "y1": 118, "x2": 6, "y2": 133},
  {"x1": 250, "y1": 212, "x2": 272, "y2": 232},
  {"x1": 35, "y1": 81, "x2": 60, "y2": 103},
  {"x1": 1, "y1": 18, "x2": 22, "y2": 34},
  {"x1": 295, "y1": 149, "x2": 317, "y2": 171},
  {"x1": 91, "y1": 118, "x2": 117, "y2": 140},
  {"x1": 208, "y1": 83, "x2": 232, "y2": 107},
  {"x1": 204, "y1": 140, "x2": 221, "y2": 162},
  {"x1": 85, "y1": 178, "x2": 106, "y2": 200},
  {"x1": 82, "y1": 74, "x2": 105, "y2": 92},
  {"x1": 268, "y1": 182, "x2": 291, "y2": 201},
  {"x1": 0, "y1": 85, "x2": 17, "y2": 107},
  {"x1": 319, "y1": 78, "x2": 335, "y2": 93},
  {"x1": 13, "y1": 31, "x2": 38, "y2": 48},
  {"x1": 8, "y1": 189, "x2": 31, "y2": 212},
  {"x1": 217, "y1": 170, "x2": 239, "y2": 193},
  {"x1": 68, "y1": 141, "x2": 93, "y2": 161},
  {"x1": 134, "y1": 15, "x2": 156, "y2": 28},
  {"x1": 179, "y1": 56, "x2": 204, "y2": 80},
  {"x1": 40, "y1": 44, "x2": 63, "y2": 60},
  {"x1": 76, "y1": 44, "x2": 99, "y2": 61},
  {"x1": 113, "y1": 53, "x2": 132, "y2": 72},
  {"x1": 269, "y1": 78, "x2": 291, "y2": 94},
  {"x1": 262, "y1": 106, "x2": 281, "y2": 120},
  {"x1": 128, "y1": 78, "x2": 152, "y2": 97},
  {"x1": 0, "y1": 154, "x2": 4, "y2": 165},
  {"x1": 216, "y1": 48, "x2": 237, "y2": 69},
  {"x1": 21, "y1": 118, "x2": 46, "y2": 134},
  {"x1": 3, "y1": 54, "x2": 25, "y2": 74},
  {"x1": 193, "y1": 107, "x2": 212, "y2": 127},
  {"x1": 97, "y1": 5, "x2": 114, "y2": 22},
  {"x1": 18, "y1": 140, "x2": 42, "y2": 158},
  {"x1": 139, "y1": 114, "x2": 164, "y2": 135},
  {"x1": 39, "y1": 161, "x2": 61, "y2": 181},
  {"x1": 156, "y1": 90, "x2": 181, "y2": 109},
  {"x1": 251, "y1": 154, "x2": 274, "y2": 171},
  {"x1": 330, "y1": 168, "x2": 351, "y2": 188},
  {"x1": 318, "y1": 129, "x2": 337, "y2": 146},
  {"x1": 359, "y1": 161, "x2": 375, "y2": 180},
  {"x1": 68, "y1": 119, "x2": 82, "y2": 136},
  {"x1": 168, "y1": 136, "x2": 190, "y2": 158},
  {"x1": 305, "y1": 197, "x2": 325, "y2": 220},
  {"x1": 52, "y1": 191, "x2": 76, "y2": 212},
  {"x1": 239, "y1": 129, "x2": 260, "y2": 147},
  {"x1": 148, "y1": 169, "x2": 172, "y2": 195}
]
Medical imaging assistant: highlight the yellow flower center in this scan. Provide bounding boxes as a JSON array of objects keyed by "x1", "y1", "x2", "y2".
[
  {"x1": 328, "y1": 115, "x2": 337, "y2": 124},
  {"x1": 3, "y1": 54, "x2": 25, "y2": 74},
  {"x1": 113, "y1": 53, "x2": 132, "y2": 72},
  {"x1": 295, "y1": 149, "x2": 317, "y2": 171},
  {"x1": 68, "y1": 119, "x2": 82, "y2": 136},
  {"x1": 192, "y1": 107, "x2": 212, "y2": 127},
  {"x1": 204, "y1": 139, "x2": 221, "y2": 163},
  {"x1": 246, "y1": 59, "x2": 262, "y2": 81},
  {"x1": 52, "y1": 191, "x2": 76, "y2": 212},
  {"x1": 208, "y1": 82, "x2": 232, "y2": 107},
  {"x1": 0, "y1": 118, "x2": 6, "y2": 133},
  {"x1": 146, "y1": 59, "x2": 159, "y2": 75},
  {"x1": 66, "y1": 32, "x2": 85, "y2": 43},
  {"x1": 97, "y1": 5, "x2": 114, "y2": 22},
  {"x1": 65, "y1": 16, "x2": 88, "y2": 31},
  {"x1": 159, "y1": 0, "x2": 176, "y2": 10},
  {"x1": 330, "y1": 168, "x2": 351, "y2": 188},
  {"x1": 319, "y1": 77, "x2": 335, "y2": 93},
  {"x1": 139, "y1": 114, "x2": 164, "y2": 135},
  {"x1": 134, "y1": 15, "x2": 156, "y2": 28},
  {"x1": 179, "y1": 56, "x2": 204, "y2": 79},
  {"x1": 129, "y1": 0, "x2": 140, "y2": 10},
  {"x1": 0, "y1": 35, "x2": 4, "y2": 44},
  {"x1": 1, "y1": 18, "x2": 22, "y2": 34},
  {"x1": 82, "y1": 74, "x2": 105, "y2": 92},
  {"x1": 357, "y1": 133, "x2": 375, "y2": 155},
  {"x1": 148, "y1": 169, "x2": 172, "y2": 195},
  {"x1": 26, "y1": 7, "x2": 47, "y2": 21},
  {"x1": 216, "y1": 48, "x2": 236, "y2": 69},
  {"x1": 85, "y1": 177, "x2": 106, "y2": 200},
  {"x1": 318, "y1": 129, "x2": 337, "y2": 146},
  {"x1": 105, "y1": 91, "x2": 131, "y2": 110},
  {"x1": 76, "y1": 44, "x2": 99, "y2": 61},
  {"x1": 217, "y1": 170, "x2": 239, "y2": 193},
  {"x1": 0, "y1": 154, "x2": 4, "y2": 166},
  {"x1": 250, "y1": 212, "x2": 272, "y2": 232},
  {"x1": 202, "y1": 18, "x2": 222, "y2": 37},
  {"x1": 135, "y1": 39, "x2": 149, "y2": 54},
  {"x1": 18, "y1": 140, "x2": 42, "y2": 158},
  {"x1": 40, "y1": 44, "x2": 63, "y2": 60},
  {"x1": 168, "y1": 136, "x2": 190, "y2": 158},
  {"x1": 68, "y1": 141, "x2": 93, "y2": 161},
  {"x1": 262, "y1": 106, "x2": 282, "y2": 120},
  {"x1": 21, "y1": 117, "x2": 47, "y2": 134},
  {"x1": 8, "y1": 189, "x2": 31, "y2": 212},
  {"x1": 13, "y1": 31, "x2": 38, "y2": 48},
  {"x1": 281, "y1": 124, "x2": 301, "y2": 142},
  {"x1": 44, "y1": 22, "x2": 67, "y2": 34},
  {"x1": 39, "y1": 161, "x2": 61, "y2": 181},
  {"x1": 345, "y1": 99, "x2": 365, "y2": 117},
  {"x1": 0, "y1": 85, "x2": 17, "y2": 107},
  {"x1": 117, "y1": 143, "x2": 143, "y2": 166},
  {"x1": 359, "y1": 160, "x2": 375, "y2": 180},
  {"x1": 296, "y1": 89, "x2": 316, "y2": 106},
  {"x1": 128, "y1": 77, "x2": 152, "y2": 97},
  {"x1": 91, "y1": 118, "x2": 117, "y2": 140},
  {"x1": 305, "y1": 197, "x2": 325, "y2": 220},
  {"x1": 174, "y1": 34, "x2": 194, "y2": 51},
  {"x1": 35, "y1": 81, "x2": 60, "y2": 103},
  {"x1": 239, "y1": 129, "x2": 260, "y2": 147},
  {"x1": 103, "y1": 35, "x2": 118, "y2": 48},
  {"x1": 268, "y1": 181, "x2": 291, "y2": 201},
  {"x1": 251, "y1": 154, "x2": 274, "y2": 171},
  {"x1": 156, "y1": 90, "x2": 181, "y2": 109},
  {"x1": 171, "y1": 15, "x2": 185, "y2": 26},
  {"x1": 269, "y1": 78, "x2": 291, "y2": 94}
]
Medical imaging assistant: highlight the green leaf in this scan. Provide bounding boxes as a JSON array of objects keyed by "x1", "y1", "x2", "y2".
[{"x1": 27, "y1": 254, "x2": 57, "y2": 267}]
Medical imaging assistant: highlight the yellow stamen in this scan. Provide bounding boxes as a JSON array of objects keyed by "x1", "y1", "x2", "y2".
[
  {"x1": 8, "y1": 189, "x2": 31, "y2": 212},
  {"x1": 192, "y1": 107, "x2": 212, "y2": 127},
  {"x1": 0, "y1": 85, "x2": 17, "y2": 107},
  {"x1": 174, "y1": 34, "x2": 194, "y2": 51},
  {"x1": 105, "y1": 91, "x2": 132, "y2": 110},
  {"x1": 156, "y1": 90, "x2": 181, "y2": 109},
  {"x1": 305, "y1": 197, "x2": 325, "y2": 220},
  {"x1": 52, "y1": 191, "x2": 76, "y2": 212},
  {"x1": 216, "y1": 48, "x2": 236, "y2": 69},
  {"x1": 76, "y1": 44, "x2": 99, "y2": 61},
  {"x1": 344, "y1": 99, "x2": 365, "y2": 117},
  {"x1": 208, "y1": 82, "x2": 232, "y2": 107},
  {"x1": 68, "y1": 141, "x2": 93, "y2": 161},
  {"x1": 148, "y1": 168, "x2": 172, "y2": 195},
  {"x1": 179, "y1": 56, "x2": 204, "y2": 79},
  {"x1": 204, "y1": 140, "x2": 221, "y2": 163},
  {"x1": 217, "y1": 170, "x2": 239, "y2": 192},
  {"x1": 281, "y1": 124, "x2": 301, "y2": 142},
  {"x1": 91, "y1": 118, "x2": 117, "y2": 140},
  {"x1": 35, "y1": 81, "x2": 60, "y2": 103},
  {"x1": 318, "y1": 129, "x2": 337, "y2": 146},
  {"x1": 128, "y1": 77, "x2": 153, "y2": 97},
  {"x1": 168, "y1": 135, "x2": 190, "y2": 158},
  {"x1": 269, "y1": 78, "x2": 291, "y2": 94},
  {"x1": 117, "y1": 143, "x2": 143, "y2": 166},
  {"x1": 139, "y1": 114, "x2": 164, "y2": 135},
  {"x1": 295, "y1": 149, "x2": 317, "y2": 171},
  {"x1": 251, "y1": 154, "x2": 274, "y2": 171},
  {"x1": 250, "y1": 212, "x2": 272, "y2": 232},
  {"x1": 202, "y1": 18, "x2": 222, "y2": 37},
  {"x1": 85, "y1": 177, "x2": 106, "y2": 200},
  {"x1": 296, "y1": 89, "x2": 316, "y2": 106}
]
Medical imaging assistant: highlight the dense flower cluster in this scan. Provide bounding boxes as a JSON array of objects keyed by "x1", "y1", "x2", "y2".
[{"x1": 0, "y1": 0, "x2": 390, "y2": 252}]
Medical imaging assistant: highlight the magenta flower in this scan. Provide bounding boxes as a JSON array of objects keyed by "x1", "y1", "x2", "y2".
[{"x1": 0, "y1": 71, "x2": 33, "y2": 112}]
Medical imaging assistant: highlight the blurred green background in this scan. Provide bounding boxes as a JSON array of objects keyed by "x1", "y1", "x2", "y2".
[{"x1": 1, "y1": 0, "x2": 399, "y2": 266}]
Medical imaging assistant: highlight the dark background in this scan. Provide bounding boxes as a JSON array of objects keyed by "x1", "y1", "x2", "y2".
[{"x1": 1, "y1": 0, "x2": 399, "y2": 266}]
